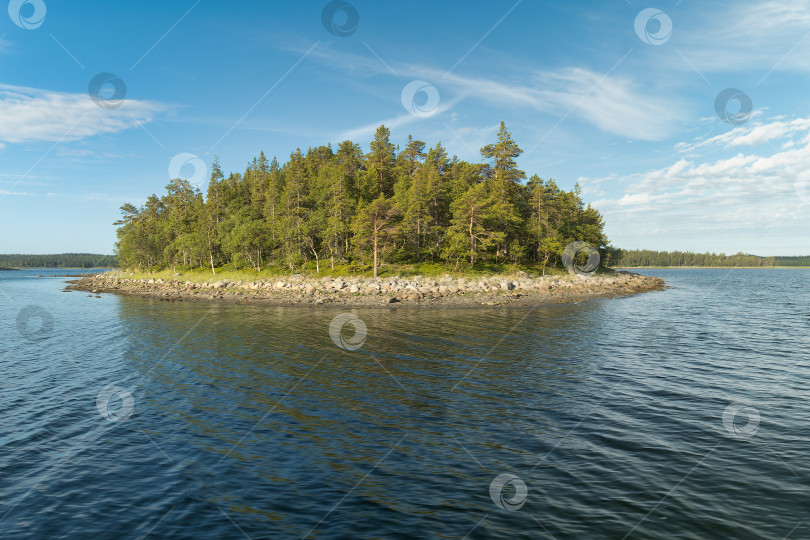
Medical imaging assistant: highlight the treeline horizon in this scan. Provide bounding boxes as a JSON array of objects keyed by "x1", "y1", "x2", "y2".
[
  {"x1": 614, "y1": 249, "x2": 810, "y2": 267},
  {"x1": 114, "y1": 123, "x2": 609, "y2": 276},
  {"x1": 4, "y1": 250, "x2": 807, "y2": 271},
  {"x1": 0, "y1": 253, "x2": 117, "y2": 268}
]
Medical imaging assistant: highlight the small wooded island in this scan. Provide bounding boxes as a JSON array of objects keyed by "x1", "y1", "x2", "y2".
[
  {"x1": 113, "y1": 123, "x2": 611, "y2": 276},
  {"x1": 69, "y1": 123, "x2": 666, "y2": 306}
]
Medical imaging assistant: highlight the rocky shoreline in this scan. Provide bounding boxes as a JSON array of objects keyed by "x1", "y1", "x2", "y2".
[{"x1": 65, "y1": 271, "x2": 666, "y2": 308}]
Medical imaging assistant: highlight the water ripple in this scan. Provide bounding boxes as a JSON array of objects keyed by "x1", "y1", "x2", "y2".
[{"x1": 0, "y1": 268, "x2": 807, "y2": 538}]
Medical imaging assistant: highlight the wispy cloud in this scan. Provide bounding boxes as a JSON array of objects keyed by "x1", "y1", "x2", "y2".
[
  {"x1": 0, "y1": 84, "x2": 168, "y2": 145},
  {"x1": 677, "y1": 0, "x2": 810, "y2": 74},
  {"x1": 528, "y1": 67, "x2": 684, "y2": 141},
  {"x1": 581, "y1": 113, "x2": 810, "y2": 252},
  {"x1": 676, "y1": 116, "x2": 810, "y2": 152},
  {"x1": 336, "y1": 95, "x2": 465, "y2": 141},
  {"x1": 307, "y1": 46, "x2": 687, "y2": 142}
]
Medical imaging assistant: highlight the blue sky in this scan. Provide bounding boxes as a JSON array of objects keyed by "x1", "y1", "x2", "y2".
[{"x1": 1, "y1": 0, "x2": 809, "y2": 255}]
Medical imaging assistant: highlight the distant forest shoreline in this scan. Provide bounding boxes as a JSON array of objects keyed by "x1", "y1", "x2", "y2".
[
  {"x1": 0, "y1": 254, "x2": 117, "y2": 269},
  {"x1": 2, "y1": 251, "x2": 807, "y2": 271},
  {"x1": 612, "y1": 249, "x2": 810, "y2": 268},
  {"x1": 0, "y1": 249, "x2": 810, "y2": 271}
]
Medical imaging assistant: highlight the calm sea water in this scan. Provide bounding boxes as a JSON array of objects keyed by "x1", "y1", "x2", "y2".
[{"x1": 0, "y1": 268, "x2": 807, "y2": 539}]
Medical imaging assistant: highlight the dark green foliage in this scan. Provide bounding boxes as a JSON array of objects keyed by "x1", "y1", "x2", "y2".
[
  {"x1": 613, "y1": 250, "x2": 777, "y2": 267},
  {"x1": 0, "y1": 253, "x2": 117, "y2": 268},
  {"x1": 114, "y1": 124, "x2": 609, "y2": 273},
  {"x1": 772, "y1": 256, "x2": 810, "y2": 266}
]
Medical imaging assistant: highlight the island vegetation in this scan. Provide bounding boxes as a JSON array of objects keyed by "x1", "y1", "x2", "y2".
[{"x1": 114, "y1": 123, "x2": 610, "y2": 277}]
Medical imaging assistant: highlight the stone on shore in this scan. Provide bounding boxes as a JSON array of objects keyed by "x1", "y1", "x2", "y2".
[{"x1": 65, "y1": 270, "x2": 666, "y2": 309}]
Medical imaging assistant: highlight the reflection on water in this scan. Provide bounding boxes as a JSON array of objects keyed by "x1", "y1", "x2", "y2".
[{"x1": 0, "y1": 269, "x2": 808, "y2": 538}]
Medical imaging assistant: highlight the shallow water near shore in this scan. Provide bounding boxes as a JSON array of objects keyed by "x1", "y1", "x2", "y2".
[{"x1": 1, "y1": 268, "x2": 808, "y2": 538}]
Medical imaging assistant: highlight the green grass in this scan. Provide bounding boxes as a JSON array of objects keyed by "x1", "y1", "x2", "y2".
[{"x1": 114, "y1": 261, "x2": 586, "y2": 283}]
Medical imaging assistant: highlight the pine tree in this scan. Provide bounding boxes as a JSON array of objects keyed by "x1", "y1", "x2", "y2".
[
  {"x1": 263, "y1": 156, "x2": 284, "y2": 247},
  {"x1": 361, "y1": 125, "x2": 396, "y2": 202},
  {"x1": 402, "y1": 143, "x2": 448, "y2": 260},
  {"x1": 480, "y1": 122, "x2": 526, "y2": 262},
  {"x1": 443, "y1": 182, "x2": 497, "y2": 266},
  {"x1": 353, "y1": 196, "x2": 400, "y2": 278},
  {"x1": 280, "y1": 149, "x2": 309, "y2": 269}
]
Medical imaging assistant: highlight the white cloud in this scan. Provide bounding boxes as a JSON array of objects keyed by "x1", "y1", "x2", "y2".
[
  {"x1": 531, "y1": 68, "x2": 684, "y2": 141},
  {"x1": 676, "y1": 117, "x2": 810, "y2": 152},
  {"x1": 677, "y1": 0, "x2": 810, "y2": 74},
  {"x1": 336, "y1": 95, "x2": 464, "y2": 141},
  {"x1": 306, "y1": 46, "x2": 686, "y2": 142},
  {"x1": 0, "y1": 84, "x2": 167, "y2": 145},
  {"x1": 420, "y1": 66, "x2": 685, "y2": 141},
  {"x1": 615, "y1": 193, "x2": 653, "y2": 206},
  {"x1": 581, "y1": 114, "x2": 810, "y2": 254}
]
